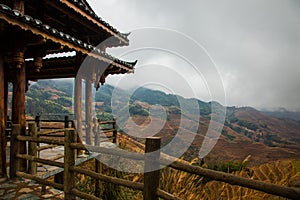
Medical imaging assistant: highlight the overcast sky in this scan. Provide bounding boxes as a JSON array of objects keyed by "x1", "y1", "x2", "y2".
[{"x1": 87, "y1": 0, "x2": 300, "y2": 111}]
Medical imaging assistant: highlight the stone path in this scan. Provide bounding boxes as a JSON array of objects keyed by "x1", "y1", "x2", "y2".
[{"x1": 0, "y1": 178, "x2": 64, "y2": 200}]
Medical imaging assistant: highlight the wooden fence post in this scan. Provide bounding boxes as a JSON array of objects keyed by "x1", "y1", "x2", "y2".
[
  {"x1": 64, "y1": 128, "x2": 76, "y2": 199},
  {"x1": 10, "y1": 124, "x2": 21, "y2": 179},
  {"x1": 143, "y1": 137, "x2": 161, "y2": 200},
  {"x1": 28, "y1": 123, "x2": 37, "y2": 175},
  {"x1": 95, "y1": 158, "x2": 101, "y2": 198},
  {"x1": 64, "y1": 115, "x2": 69, "y2": 128},
  {"x1": 112, "y1": 119, "x2": 117, "y2": 144},
  {"x1": 93, "y1": 118, "x2": 98, "y2": 146},
  {"x1": 35, "y1": 115, "x2": 41, "y2": 131},
  {"x1": 54, "y1": 116, "x2": 70, "y2": 184}
]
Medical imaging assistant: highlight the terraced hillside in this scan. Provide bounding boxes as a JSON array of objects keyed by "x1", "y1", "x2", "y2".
[{"x1": 24, "y1": 80, "x2": 300, "y2": 165}]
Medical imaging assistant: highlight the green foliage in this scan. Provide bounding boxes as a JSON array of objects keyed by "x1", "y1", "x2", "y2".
[
  {"x1": 96, "y1": 112, "x2": 114, "y2": 121},
  {"x1": 260, "y1": 123, "x2": 268, "y2": 129},
  {"x1": 221, "y1": 129, "x2": 236, "y2": 141},
  {"x1": 26, "y1": 97, "x2": 70, "y2": 117},
  {"x1": 237, "y1": 120, "x2": 258, "y2": 131},
  {"x1": 128, "y1": 104, "x2": 149, "y2": 116},
  {"x1": 131, "y1": 88, "x2": 179, "y2": 107},
  {"x1": 56, "y1": 96, "x2": 73, "y2": 107}
]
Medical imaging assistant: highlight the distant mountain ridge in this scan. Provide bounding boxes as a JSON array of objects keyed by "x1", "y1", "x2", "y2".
[
  {"x1": 262, "y1": 108, "x2": 300, "y2": 122},
  {"x1": 25, "y1": 80, "x2": 300, "y2": 165}
]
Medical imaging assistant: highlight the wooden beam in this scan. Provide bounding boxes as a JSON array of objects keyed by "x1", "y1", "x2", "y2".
[{"x1": 0, "y1": 53, "x2": 7, "y2": 178}]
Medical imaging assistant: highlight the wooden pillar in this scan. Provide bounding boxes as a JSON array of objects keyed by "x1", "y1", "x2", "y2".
[
  {"x1": 74, "y1": 77, "x2": 84, "y2": 155},
  {"x1": 12, "y1": 51, "x2": 27, "y2": 172},
  {"x1": 12, "y1": 0, "x2": 27, "y2": 172},
  {"x1": 0, "y1": 54, "x2": 7, "y2": 178},
  {"x1": 85, "y1": 79, "x2": 92, "y2": 145},
  {"x1": 4, "y1": 72, "x2": 8, "y2": 123},
  {"x1": 143, "y1": 137, "x2": 161, "y2": 200}
]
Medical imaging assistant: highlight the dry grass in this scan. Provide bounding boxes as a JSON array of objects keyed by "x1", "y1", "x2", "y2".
[
  {"x1": 74, "y1": 135, "x2": 300, "y2": 200},
  {"x1": 158, "y1": 159, "x2": 300, "y2": 200}
]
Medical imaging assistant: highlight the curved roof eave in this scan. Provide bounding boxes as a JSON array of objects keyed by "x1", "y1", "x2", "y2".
[
  {"x1": 62, "y1": 0, "x2": 130, "y2": 46},
  {"x1": 0, "y1": 4, "x2": 136, "y2": 71}
]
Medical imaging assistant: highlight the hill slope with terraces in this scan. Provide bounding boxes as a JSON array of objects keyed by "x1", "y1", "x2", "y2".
[{"x1": 25, "y1": 80, "x2": 300, "y2": 165}]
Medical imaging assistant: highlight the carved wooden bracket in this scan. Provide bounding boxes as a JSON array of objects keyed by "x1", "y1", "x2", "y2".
[
  {"x1": 34, "y1": 56, "x2": 43, "y2": 72},
  {"x1": 5, "y1": 51, "x2": 24, "y2": 69}
]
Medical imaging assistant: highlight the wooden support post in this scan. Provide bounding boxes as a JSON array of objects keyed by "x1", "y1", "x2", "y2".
[
  {"x1": 12, "y1": 52, "x2": 27, "y2": 172},
  {"x1": 10, "y1": 124, "x2": 21, "y2": 179},
  {"x1": 4, "y1": 73, "x2": 8, "y2": 125},
  {"x1": 12, "y1": 0, "x2": 26, "y2": 172},
  {"x1": 112, "y1": 119, "x2": 117, "y2": 144},
  {"x1": 143, "y1": 137, "x2": 161, "y2": 200},
  {"x1": 0, "y1": 54, "x2": 7, "y2": 178},
  {"x1": 74, "y1": 77, "x2": 84, "y2": 155},
  {"x1": 85, "y1": 79, "x2": 92, "y2": 145},
  {"x1": 74, "y1": 77, "x2": 82, "y2": 138},
  {"x1": 28, "y1": 123, "x2": 37, "y2": 175},
  {"x1": 64, "y1": 128, "x2": 76, "y2": 199}
]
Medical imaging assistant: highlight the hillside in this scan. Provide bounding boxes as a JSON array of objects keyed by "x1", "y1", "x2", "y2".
[{"x1": 25, "y1": 80, "x2": 300, "y2": 165}]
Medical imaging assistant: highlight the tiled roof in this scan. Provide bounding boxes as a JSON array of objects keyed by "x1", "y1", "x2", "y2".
[
  {"x1": 0, "y1": 4, "x2": 137, "y2": 70},
  {"x1": 67, "y1": 0, "x2": 129, "y2": 42}
]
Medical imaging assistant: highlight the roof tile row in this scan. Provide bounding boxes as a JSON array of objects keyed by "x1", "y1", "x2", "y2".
[
  {"x1": 0, "y1": 4, "x2": 136, "y2": 69},
  {"x1": 68, "y1": 0, "x2": 128, "y2": 41}
]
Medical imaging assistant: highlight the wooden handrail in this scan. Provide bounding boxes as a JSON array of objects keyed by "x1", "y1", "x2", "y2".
[
  {"x1": 16, "y1": 154, "x2": 64, "y2": 168},
  {"x1": 70, "y1": 143, "x2": 145, "y2": 160},
  {"x1": 16, "y1": 136, "x2": 65, "y2": 145},
  {"x1": 16, "y1": 171, "x2": 63, "y2": 190},
  {"x1": 72, "y1": 166, "x2": 144, "y2": 191},
  {"x1": 98, "y1": 120, "x2": 116, "y2": 124},
  {"x1": 37, "y1": 128, "x2": 73, "y2": 136}
]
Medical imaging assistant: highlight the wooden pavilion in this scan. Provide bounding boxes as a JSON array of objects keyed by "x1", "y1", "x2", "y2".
[{"x1": 0, "y1": 0, "x2": 136, "y2": 179}]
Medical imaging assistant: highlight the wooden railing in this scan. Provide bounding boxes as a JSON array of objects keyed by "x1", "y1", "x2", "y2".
[{"x1": 9, "y1": 123, "x2": 300, "y2": 200}]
